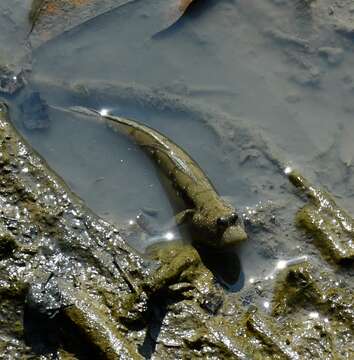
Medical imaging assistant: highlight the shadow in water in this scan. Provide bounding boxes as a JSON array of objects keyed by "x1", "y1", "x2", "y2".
[
  {"x1": 23, "y1": 305, "x2": 60, "y2": 356},
  {"x1": 139, "y1": 296, "x2": 168, "y2": 359},
  {"x1": 197, "y1": 246, "x2": 244, "y2": 292},
  {"x1": 24, "y1": 303, "x2": 104, "y2": 359}
]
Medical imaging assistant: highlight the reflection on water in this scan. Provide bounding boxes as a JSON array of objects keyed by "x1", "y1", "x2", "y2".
[
  {"x1": 197, "y1": 246, "x2": 244, "y2": 291},
  {"x1": 99, "y1": 108, "x2": 110, "y2": 116},
  {"x1": 249, "y1": 255, "x2": 308, "y2": 284}
]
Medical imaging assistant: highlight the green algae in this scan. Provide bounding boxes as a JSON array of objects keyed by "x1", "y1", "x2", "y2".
[
  {"x1": 272, "y1": 262, "x2": 354, "y2": 327},
  {"x1": 184, "y1": 315, "x2": 250, "y2": 359},
  {"x1": 60, "y1": 283, "x2": 143, "y2": 360},
  {"x1": 245, "y1": 308, "x2": 300, "y2": 360},
  {"x1": 0, "y1": 231, "x2": 18, "y2": 259},
  {"x1": 270, "y1": 262, "x2": 354, "y2": 358},
  {"x1": 0, "y1": 102, "x2": 154, "y2": 357},
  {"x1": 145, "y1": 241, "x2": 224, "y2": 313},
  {"x1": 0, "y1": 100, "x2": 352, "y2": 358},
  {"x1": 288, "y1": 169, "x2": 354, "y2": 262}
]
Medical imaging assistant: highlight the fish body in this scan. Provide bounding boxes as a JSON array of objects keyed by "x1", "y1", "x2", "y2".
[{"x1": 72, "y1": 107, "x2": 247, "y2": 248}]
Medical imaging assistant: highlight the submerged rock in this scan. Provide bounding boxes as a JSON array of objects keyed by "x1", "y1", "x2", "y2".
[
  {"x1": 20, "y1": 91, "x2": 50, "y2": 130},
  {"x1": 288, "y1": 169, "x2": 354, "y2": 263}
]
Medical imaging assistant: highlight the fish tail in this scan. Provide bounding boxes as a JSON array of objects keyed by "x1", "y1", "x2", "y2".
[
  {"x1": 48, "y1": 104, "x2": 106, "y2": 125},
  {"x1": 68, "y1": 106, "x2": 101, "y2": 118}
]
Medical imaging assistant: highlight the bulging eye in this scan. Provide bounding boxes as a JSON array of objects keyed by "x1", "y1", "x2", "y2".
[
  {"x1": 217, "y1": 213, "x2": 239, "y2": 228},
  {"x1": 217, "y1": 217, "x2": 228, "y2": 227},
  {"x1": 230, "y1": 213, "x2": 239, "y2": 224}
]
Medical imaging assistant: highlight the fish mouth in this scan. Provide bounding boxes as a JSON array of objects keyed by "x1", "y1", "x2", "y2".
[{"x1": 221, "y1": 225, "x2": 247, "y2": 247}]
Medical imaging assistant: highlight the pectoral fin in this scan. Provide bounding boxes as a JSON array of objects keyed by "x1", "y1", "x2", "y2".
[
  {"x1": 175, "y1": 209, "x2": 195, "y2": 225},
  {"x1": 136, "y1": 211, "x2": 160, "y2": 236}
]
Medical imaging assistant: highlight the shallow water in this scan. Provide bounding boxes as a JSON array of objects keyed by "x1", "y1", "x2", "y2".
[
  {"x1": 0, "y1": 0, "x2": 32, "y2": 63},
  {"x1": 2, "y1": 0, "x2": 354, "y2": 288}
]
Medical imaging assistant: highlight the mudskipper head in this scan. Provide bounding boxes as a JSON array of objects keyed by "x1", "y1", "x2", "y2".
[
  {"x1": 193, "y1": 206, "x2": 247, "y2": 248},
  {"x1": 215, "y1": 211, "x2": 247, "y2": 247}
]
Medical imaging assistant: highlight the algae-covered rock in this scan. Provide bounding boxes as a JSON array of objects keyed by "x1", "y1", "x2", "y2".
[
  {"x1": 272, "y1": 262, "x2": 353, "y2": 323},
  {"x1": 0, "y1": 101, "x2": 237, "y2": 358},
  {"x1": 0, "y1": 101, "x2": 156, "y2": 357},
  {"x1": 19, "y1": 91, "x2": 50, "y2": 130},
  {"x1": 146, "y1": 241, "x2": 224, "y2": 314},
  {"x1": 288, "y1": 169, "x2": 354, "y2": 263},
  {"x1": 0, "y1": 95, "x2": 352, "y2": 358},
  {"x1": 271, "y1": 261, "x2": 354, "y2": 358},
  {"x1": 0, "y1": 229, "x2": 18, "y2": 259}
]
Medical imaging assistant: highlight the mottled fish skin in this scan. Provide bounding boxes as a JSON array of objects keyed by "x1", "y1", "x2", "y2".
[{"x1": 70, "y1": 107, "x2": 247, "y2": 248}]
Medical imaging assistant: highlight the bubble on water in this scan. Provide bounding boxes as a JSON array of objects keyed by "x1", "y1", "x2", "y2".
[
  {"x1": 165, "y1": 232, "x2": 174, "y2": 241},
  {"x1": 284, "y1": 166, "x2": 292, "y2": 175}
]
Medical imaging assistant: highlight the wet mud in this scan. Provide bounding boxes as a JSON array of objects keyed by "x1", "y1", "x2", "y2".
[{"x1": 0, "y1": 0, "x2": 353, "y2": 359}]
